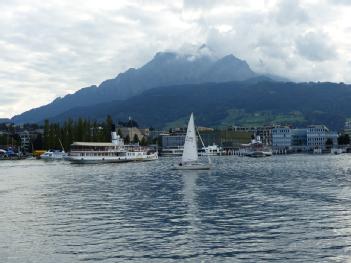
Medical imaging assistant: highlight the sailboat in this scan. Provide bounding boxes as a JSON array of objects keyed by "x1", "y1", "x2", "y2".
[{"x1": 174, "y1": 113, "x2": 211, "y2": 170}]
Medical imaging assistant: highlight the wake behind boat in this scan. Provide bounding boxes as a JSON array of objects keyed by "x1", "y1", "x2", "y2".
[{"x1": 174, "y1": 113, "x2": 210, "y2": 170}]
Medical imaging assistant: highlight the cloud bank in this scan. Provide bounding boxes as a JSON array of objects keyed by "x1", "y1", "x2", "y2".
[{"x1": 0, "y1": 0, "x2": 350, "y2": 117}]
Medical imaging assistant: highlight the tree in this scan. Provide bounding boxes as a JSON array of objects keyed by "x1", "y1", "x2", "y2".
[
  {"x1": 133, "y1": 134, "x2": 140, "y2": 144},
  {"x1": 75, "y1": 118, "x2": 84, "y2": 142},
  {"x1": 124, "y1": 134, "x2": 130, "y2": 144},
  {"x1": 33, "y1": 134, "x2": 44, "y2": 150},
  {"x1": 43, "y1": 119, "x2": 50, "y2": 149},
  {"x1": 338, "y1": 134, "x2": 350, "y2": 145},
  {"x1": 62, "y1": 119, "x2": 74, "y2": 150},
  {"x1": 103, "y1": 115, "x2": 113, "y2": 142},
  {"x1": 117, "y1": 129, "x2": 123, "y2": 137},
  {"x1": 140, "y1": 137, "x2": 147, "y2": 146},
  {"x1": 325, "y1": 138, "x2": 333, "y2": 147}
]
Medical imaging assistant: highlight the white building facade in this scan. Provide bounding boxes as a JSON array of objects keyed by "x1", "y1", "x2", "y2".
[
  {"x1": 306, "y1": 125, "x2": 337, "y2": 150},
  {"x1": 272, "y1": 127, "x2": 292, "y2": 150},
  {"x1": 344, "y1": 120, "x2": 351, "y2": 137},
  {"x1": 272, "y1": 125, "x2": 338, "y2": 152}
]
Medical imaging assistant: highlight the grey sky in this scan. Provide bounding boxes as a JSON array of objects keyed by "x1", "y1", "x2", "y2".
[{"x1": 0, "y1": 0, "x2": 350, "y2": 118}]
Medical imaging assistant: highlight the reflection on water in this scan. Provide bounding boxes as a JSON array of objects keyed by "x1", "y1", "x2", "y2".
[
  {"x1": 182, "y1": 170, "x2": 201, "y2": 256},
  {"x1": 182, "y1": 171, "x2": 199, "y2": 227},
  {"x1": 1, "y1": 155, "x2": 351, "y2": 262}
]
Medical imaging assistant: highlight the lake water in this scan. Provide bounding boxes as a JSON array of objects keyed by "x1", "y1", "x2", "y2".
[{"x1": 1, "y1": 155, "x2": 351, "y2": 262}]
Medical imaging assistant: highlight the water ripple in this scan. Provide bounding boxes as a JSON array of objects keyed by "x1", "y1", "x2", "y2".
[{"x1": 1, "y1": 155, "x2": 351, "y2": 262}]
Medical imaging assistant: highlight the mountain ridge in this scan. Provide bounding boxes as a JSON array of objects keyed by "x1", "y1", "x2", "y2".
[
  {"x1": 12, "y1": 48, "x2": 282, "y2": 124},
  {"x1": 45, "y1": 80, "x2": 351, "y2": 131}
]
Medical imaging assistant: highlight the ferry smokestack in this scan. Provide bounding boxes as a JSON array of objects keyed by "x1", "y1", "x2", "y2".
[{"x1": 111, "y1": 124, "x2": 118, "y2": 145}]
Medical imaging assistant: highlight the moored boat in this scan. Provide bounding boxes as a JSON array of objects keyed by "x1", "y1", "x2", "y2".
[
  {"x1": 331, "y1": 148, "x2": 344, "y2": 155},
  {"x1": 238, "y1": 136, "x2": 272, "y2": 158},
  {"x1": 199, "y1": 144, "x2": 223, "y2": 156},
  {"x1": 66, "y1": 125, "x2": 158, "y2": 164},
  {"x1": 66, "y1": 142, "x2": 130, "y2": 164},
  {"x1": 40, "y1": 150, "x2": 67, "y2": 160},
  {"x1": 0, "y1": 147, "x2": 23, "y2": 160},
  {"x1": 40, "y1": 138, "x2": 67, "y2": 161}
]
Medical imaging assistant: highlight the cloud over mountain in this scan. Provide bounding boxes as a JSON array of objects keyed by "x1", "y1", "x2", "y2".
[
  {"x1": 0, "y1": 0, "x2": 350, "y2": 117},
  {"x1": 12, "y1": 49, "x2": 261, "y2": 124}
]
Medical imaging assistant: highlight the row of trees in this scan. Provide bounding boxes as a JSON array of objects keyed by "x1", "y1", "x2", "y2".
[
  {"x1": 0, "y1": 133, "x2": 20, "y2": 147},
  {"x1": 338, "y1": 134, "x2": 350, "y2": 145},
  {"x1": 42, "y1": 116, "x2": 147, "y2": 150}
]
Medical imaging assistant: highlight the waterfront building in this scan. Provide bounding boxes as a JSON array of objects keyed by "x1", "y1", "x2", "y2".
[
  {"x1": 18, "y1": 130, "x2": 31, "y2": 152},
  {"x1": 231, "y1": 125, "x2": 273, "y2": 145},
  {"x1": 118, "y1": 127, "x2": 148, "y2": 141},
  {"x1": 255, "y1": 127, "x2": 273, "y2": 146},
  {"x1": 197, "y1": 126, "x2": 214, "y2": 132},
  {"x1": 344, "y1": 119, "x2": 351, "y2": 137},
  {"x1": 199, "y1": 129, "x2": 252, "y2": 150},
  {"x1": 306, "y1": 125, "x2": 337, "y2": 150},
  {"x1": 272, "y1": 125, "x2": 337, "y2": 152},
  {"x1": 161, "y1": 124, "x2": 338, "y2": 154},
  {"x1": 291, "y1": 129, "x2": 308, "y2": 152},
  {"x1": 272, "y1": 127, "x2": 292, "y2": 150},
  {"x1": 161, "y1": 133, "x2": 186, "y2": 148},
  {"x1": 160, "y1": 128, "x2": 252, "y2": 152},
  {"x1": 148, "y1": 130, "x2": 166, "y2": 140},
  {"x1": 159, "y1": 133, "x2": 186, "y2": 156}
]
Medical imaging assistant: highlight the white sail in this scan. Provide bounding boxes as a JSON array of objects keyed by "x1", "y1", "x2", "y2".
[{"x1": 182, "y1": 113, "x2": 198, "y2": 163}]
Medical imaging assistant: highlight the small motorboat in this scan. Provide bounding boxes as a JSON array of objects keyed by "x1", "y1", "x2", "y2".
[{"x1": 40, "y1": 149, "x2": 67, "y2": 160}]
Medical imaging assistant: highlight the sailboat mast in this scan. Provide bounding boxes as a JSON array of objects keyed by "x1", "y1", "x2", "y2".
[
  {"x1": 58, "y1": 138, "x2": 65, "y2": 152},
  {"x1": 196, "y1": 126, "x2": 211, "y2": 165}
]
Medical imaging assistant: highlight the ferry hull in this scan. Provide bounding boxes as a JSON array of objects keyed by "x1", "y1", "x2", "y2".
[
  {"x1": 245, "y1": 151, "x2": 272, "y2": 158},
  {"x1": 129, "y1": 156, "x2": 158, "y2": 162},
  {"x1": 66, "y1": 156, "x2": 130, "y2": 164},
  {"x1": 66, "y1": 152, "x2": 158, "y2": 164}
]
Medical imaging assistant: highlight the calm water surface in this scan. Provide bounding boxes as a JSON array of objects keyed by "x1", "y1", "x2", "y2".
[{"x1": 1, "y1": 155, "x2": 351, "y2": 262}]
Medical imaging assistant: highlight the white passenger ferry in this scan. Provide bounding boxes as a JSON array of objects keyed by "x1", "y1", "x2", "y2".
[{"x1": 66, "y1": 126, "x2": 158, "y2": 164}]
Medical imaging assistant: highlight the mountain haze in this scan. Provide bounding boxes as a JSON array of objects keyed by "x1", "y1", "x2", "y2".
[
  {"x1": 12, "y1": 47, "x2": 263, "y2": 124},
  {"x1": 0, "y1": 118, "x2": 10, "y2": 124}
]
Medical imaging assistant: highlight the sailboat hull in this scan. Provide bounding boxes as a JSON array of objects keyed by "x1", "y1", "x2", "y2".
[{"x1": 174, "y1": 163, "x2": 211, "y2": 170}]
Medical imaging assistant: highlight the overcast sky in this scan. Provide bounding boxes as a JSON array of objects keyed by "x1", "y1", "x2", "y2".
[{"x1": 1, "y1": 0, "x2": 350, "y2": 118}]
